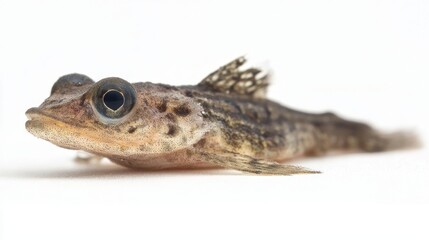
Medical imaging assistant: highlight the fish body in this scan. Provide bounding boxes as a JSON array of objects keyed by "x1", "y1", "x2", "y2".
[{"x1": 25, "y1": 57, "x2": 416, "y2": 174}]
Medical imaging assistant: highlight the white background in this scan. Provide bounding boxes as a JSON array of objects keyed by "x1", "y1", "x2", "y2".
[{"x1": 1, "y1": 0, "x2": 428, "y2": 239}]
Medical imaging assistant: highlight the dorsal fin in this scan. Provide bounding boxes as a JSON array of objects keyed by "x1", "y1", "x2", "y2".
[{"x1": 197, "y1": 56, "x2": 270, "y2": 98}]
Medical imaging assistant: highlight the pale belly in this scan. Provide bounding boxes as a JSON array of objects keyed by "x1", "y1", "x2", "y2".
[{"x1": 107, "y1": 149, "x2": 218, "y2": 170}]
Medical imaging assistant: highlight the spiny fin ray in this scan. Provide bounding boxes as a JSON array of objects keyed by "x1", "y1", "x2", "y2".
[{"x1": 198, "y1": 57, "x2": 270, "y2": 98}]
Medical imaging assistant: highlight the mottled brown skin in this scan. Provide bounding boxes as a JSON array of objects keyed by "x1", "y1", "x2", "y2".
[{"x1": 25, "y1": 57, "x2": 415, "y2": 175}]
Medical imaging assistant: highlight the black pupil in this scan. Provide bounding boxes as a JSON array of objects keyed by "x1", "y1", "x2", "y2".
[{"x1": 103, "y1": 90, "x2": 124, "y2": 111}]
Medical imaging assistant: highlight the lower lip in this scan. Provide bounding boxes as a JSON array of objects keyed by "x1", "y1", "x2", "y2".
[
  {"x1": 25, "y1": 108, "x2": 49, "y2": 132},
  {"x1": 25, "y1": 119, "x2": 45, "y2": 131}
]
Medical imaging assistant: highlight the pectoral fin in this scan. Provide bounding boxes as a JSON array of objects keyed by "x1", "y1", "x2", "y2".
[{"x1": 194, "y1": 150, "x2": 320, "y2": 175}]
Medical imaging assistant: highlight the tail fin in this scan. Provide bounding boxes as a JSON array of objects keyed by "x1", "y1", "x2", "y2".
[
  {"x1": 314, "y1": 114, "x2": 421, "y2": 153},
  {"x1": 375, "y1": 130, "x2": 421, "y2": 151}
]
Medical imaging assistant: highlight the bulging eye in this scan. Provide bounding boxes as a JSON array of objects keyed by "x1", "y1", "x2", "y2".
[
  {"x1": 92, "y1": 77, "x2": 136, "y2": 120},
  {"x1": 51, "y1": 73, "x2": 94, "y2": 95}
]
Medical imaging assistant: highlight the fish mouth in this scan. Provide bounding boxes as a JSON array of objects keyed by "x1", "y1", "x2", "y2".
[
  {"x1": 26, "y1": 107, "x2": 49, "y2": 128},
  {"x1": 25, "y1": 107, "x2": 62, "y2": 137},
  {"x1": 25, "y1": 107, "x2": 59, "y2": 131},
  {"x1": 26, "y1": 107, "x2": 79, "y2": 128},
  {"x1": 25, "y1": 107, "x2": 85, "y2": 150},
  {"x1": 24, "y1": 107, "x2": 142, "y2": 156}
]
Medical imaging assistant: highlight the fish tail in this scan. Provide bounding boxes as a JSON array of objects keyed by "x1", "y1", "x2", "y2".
[
  {"x1": 362, "y1": 130, "x2": 421, "y2": 152},
  {"x1": 313, "y1": 114, "x2": 421, "y2": 153}
]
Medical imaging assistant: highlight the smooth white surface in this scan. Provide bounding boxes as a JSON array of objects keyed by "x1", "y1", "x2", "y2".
[{"x1": 1, "y1": 0, "x2": 428, "y2": 239}]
